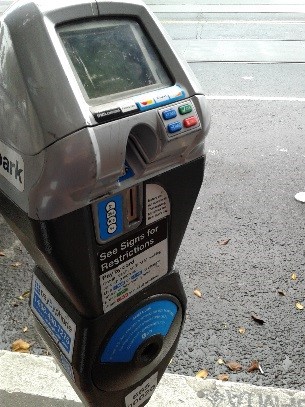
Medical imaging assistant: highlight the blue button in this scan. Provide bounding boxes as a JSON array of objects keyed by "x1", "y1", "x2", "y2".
[
  {"x1": 162, "y1": 109, "x2": 177, "y2": 120},
  {"x1": 167, "y1": 121, "x2": 182, "y2": 133}
]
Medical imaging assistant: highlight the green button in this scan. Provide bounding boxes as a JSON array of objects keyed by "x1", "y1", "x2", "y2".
[{"x1": 178, "y1": 104, "x2": 192, "y2": 115}]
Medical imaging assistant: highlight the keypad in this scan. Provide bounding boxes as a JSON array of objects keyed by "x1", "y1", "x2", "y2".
[{"x1": 159, "y1": 100, "x2": 200, "y2": 138}]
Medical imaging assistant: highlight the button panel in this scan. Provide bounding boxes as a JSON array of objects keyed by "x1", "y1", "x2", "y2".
[{"x1": 158, "y1": 100, "x2": 201, "y2": 139}]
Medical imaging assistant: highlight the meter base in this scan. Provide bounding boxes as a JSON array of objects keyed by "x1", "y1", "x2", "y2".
[{"x1": 31, "y1": 266, "x2": 187, "y2": 407}]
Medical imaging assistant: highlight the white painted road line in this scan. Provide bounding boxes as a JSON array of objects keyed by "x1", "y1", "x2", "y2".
[
  {"x1": 173, "y1": 39, "x2": 305, "y2": 63},
  {"x1": 146, "y1": 0, "x2": 305, "y2": 5},
  {"x1": 150, "y1": 5, "x2": 305, "y2": 13},
  {"x1": 162, "y1": 20, "x2": 305, "y2": 24},
  {"x1": 205, "y1": 96, "x2": 305, "y2": 102}
]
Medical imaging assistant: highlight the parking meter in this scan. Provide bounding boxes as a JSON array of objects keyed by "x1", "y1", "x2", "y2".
[{"x1": 0, "y1": 0, "x2": 210, "y2": 405}]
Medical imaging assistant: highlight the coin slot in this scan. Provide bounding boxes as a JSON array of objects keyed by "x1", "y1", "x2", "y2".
[
  {"x1": 126, "y1": 186, "x2": 139, "y2": 224},
  {"x1": 134, "y1": 335, "x2": 163, "y2": 367},
  {"x1": 140, "y1": 342, "x2": 160, "y2": 363}
]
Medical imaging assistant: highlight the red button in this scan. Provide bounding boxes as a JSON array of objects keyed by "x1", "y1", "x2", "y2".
[{"x1": 183, "y1": 116, "x2": 198, "y2": 128}]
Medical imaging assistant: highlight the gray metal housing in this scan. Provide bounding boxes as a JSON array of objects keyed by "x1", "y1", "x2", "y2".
[{"x1": 0, "y1": 0, "x2": 210, "y2": 220}]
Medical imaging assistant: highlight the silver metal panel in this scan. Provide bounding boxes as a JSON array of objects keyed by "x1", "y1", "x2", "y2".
[
  {"x1": 1, "y1": 1, "x2": 98, "y2": 154},
  {"x1": 0, "y1": 146, "x2": 45, "y2": 217},
  {"x1": 35, "y1": 0, "x2": 98, "y2": 21},
  {"x1": 0, "y1": 22, "x2": 45, "y2": 154},
  {"x1": 27, "y1": 94, "x2": 209, "y2": 220},
  {"x1": 28, "y1": 127, "x2": 97, "y2": 220}
]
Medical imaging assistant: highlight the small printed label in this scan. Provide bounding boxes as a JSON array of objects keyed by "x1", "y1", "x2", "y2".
[
  {"x1": 135, "y1": 86, "x2": 185, "y2": 111},
  {"x1": 120, "y1": 100, "x2": 138, "y2": 113},
  {"x1": 167, "y1": 85, "x2": 184, "y2": 99},
  {"x1": 98, "y1": 195, "x2": 124, "y2": 241},
  {"x1": 99, "y1": 218, "x2": 168, "y2": 313},
  {"x1": 146, "y1": 184, "x2": 170, "y2": 225},
  {"x1": 0, "y1": 140, "x2": 24, "y2": 191},
  {"x1": 154, "y1": 94, "x2": 169, "y2": 104},
  {"x1": 94, "y1": 108, "x2": 121, "y2": 118},
  {"x1": 125, "y1": 372, "x2": 158, "y2": 407},
  {"x1": 138, "y1": 99, "x2": 154, "y2": 107},
  {"x1": 31, "y1": 275, "x2": 76, "y2": 361},
  {"x1": 60, "y1": 353, "x2": 75, "y2": 382}
]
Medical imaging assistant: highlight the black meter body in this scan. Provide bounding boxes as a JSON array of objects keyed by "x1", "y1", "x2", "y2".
[{"x1": 0, "y1": 1, "x2": 210, "y2": 406}]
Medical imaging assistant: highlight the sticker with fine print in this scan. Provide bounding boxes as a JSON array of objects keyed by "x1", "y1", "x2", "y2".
[
  {"x1": 99, "y1": 218, "x2": 168, "y2": 313},
  {"x1": 146, "y1": 184, "x2": 170, "y2": 225},
  {"x1": 31, "y1": 275, "x2": 76, "y2": 361},
  {"x1": 125, "y1": 372, "x2": 158, "y2": 407}
]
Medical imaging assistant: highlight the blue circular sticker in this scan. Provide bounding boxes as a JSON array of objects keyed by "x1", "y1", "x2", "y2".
[{"x1": 101, "y1": 300, "x2": 178, "y2": 363}]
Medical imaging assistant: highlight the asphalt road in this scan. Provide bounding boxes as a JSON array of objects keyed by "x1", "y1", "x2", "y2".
[{"x1": 1, "y1": 0, "x2": 305, "y2": 391}]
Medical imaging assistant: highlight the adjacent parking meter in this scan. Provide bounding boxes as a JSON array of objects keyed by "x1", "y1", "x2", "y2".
[{"x1": 0, "y1": 0, "x2": 210, "y2": 405}]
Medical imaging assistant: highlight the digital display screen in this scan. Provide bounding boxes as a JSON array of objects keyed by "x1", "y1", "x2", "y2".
[{"x1": 58, "y1": 20, "x2": 171, "y2": 101}]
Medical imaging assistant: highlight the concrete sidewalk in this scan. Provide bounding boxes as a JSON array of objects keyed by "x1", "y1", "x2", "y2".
[{"x1": 1, "y1": 351, "x2": 305, "y2": 406}]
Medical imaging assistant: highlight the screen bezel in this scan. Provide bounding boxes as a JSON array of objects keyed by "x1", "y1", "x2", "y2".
[{"x1": 57, "y1": 18, "x2": 173, "y2": 106}]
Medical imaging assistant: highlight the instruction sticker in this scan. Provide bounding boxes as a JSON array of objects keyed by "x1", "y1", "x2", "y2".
[
  {"x1": 125, "y1": 372, "x2": 158, "y2": 407},
  {"x1": 146, "y1": 184, "x2": 170, "y2": 225},
  {"x1": 98, "y1": 218, "x2": 168, "y2": 313},
  {"x1": 31, "y1": 275, "x2": 76, "y2": 361}
]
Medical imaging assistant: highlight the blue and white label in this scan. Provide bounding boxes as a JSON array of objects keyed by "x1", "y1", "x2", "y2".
[
  {"x1": 101, "y1": 300, "x2": 177, "y2": 363},
  {"x1": 98, "y1": 194, "x2": 124, "y2": 241},
  {"x1": 135, "y1": 85, "x2": 185, "y2": 112},
  {"x1": 31, "y1": 275, "x2": 76, "y2": 361}
]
